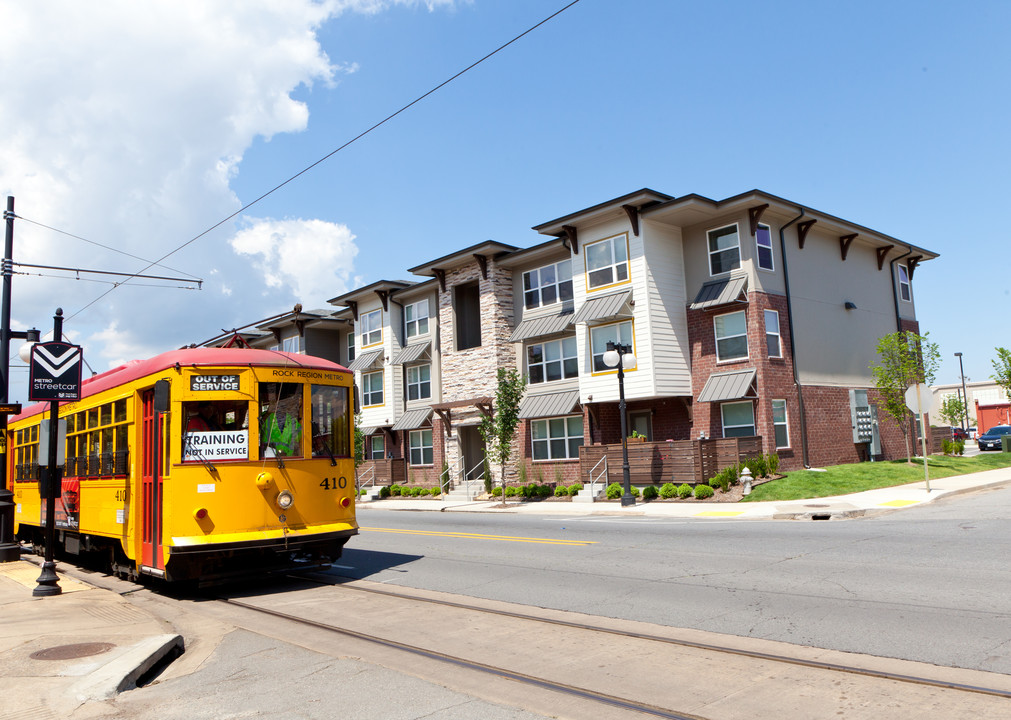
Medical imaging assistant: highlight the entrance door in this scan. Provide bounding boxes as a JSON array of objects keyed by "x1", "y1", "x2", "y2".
[
  {"x1": 459, "y1": 426, "x2": 486, "y2": 482},
  {"x1": 141, "y1": 390, "x2": 165, "y2": 571}
]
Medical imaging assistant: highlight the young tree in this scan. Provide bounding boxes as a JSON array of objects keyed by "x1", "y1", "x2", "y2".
[
  {"x1": 937, "y1": 394, "x2": 966, "y2": 429},
  {"x1": 479, "y1": 368, "x2": 525, "y2": 504},
  {"x1": 870, "y1": 331, "x2": 940, "y2": 463},
  {"x1": 991, "y1": 347, "x2": 1011, "y2": 404}
]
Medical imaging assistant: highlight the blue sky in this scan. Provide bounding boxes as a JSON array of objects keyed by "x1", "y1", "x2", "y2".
[{"x1": 1, "y1": 0, "x2": 1008, "y2": 403}]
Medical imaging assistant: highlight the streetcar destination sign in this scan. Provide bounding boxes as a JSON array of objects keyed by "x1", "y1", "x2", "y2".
[
  {"x1": 29, "y1": 341, "x2": 83, "y2": 401},
  {"x1": 190, "y1": 374, "x2": 240, "y2": 392}
]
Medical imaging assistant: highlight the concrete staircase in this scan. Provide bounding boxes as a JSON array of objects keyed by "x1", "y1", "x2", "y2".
[
  {"x1": 572, "y1": 485, "x2": 604, "y2": 503},
  {"x1": 444, "y1": 480, "x2": 483, "y2": 501}
]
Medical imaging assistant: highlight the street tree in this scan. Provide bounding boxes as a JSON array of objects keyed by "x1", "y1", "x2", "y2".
[
  {"x1": 870, "y1": 331, "x2": 940, "y2": 463},
  {"x1": 991, "y1": 347, "x2": 1011, "y2": 404},
  {"x1": 937, "y1": 394, "x2": 966, "y2": 429},
  {"x1": 479, "y1": 368, "x2": 525, "y2": 503}
]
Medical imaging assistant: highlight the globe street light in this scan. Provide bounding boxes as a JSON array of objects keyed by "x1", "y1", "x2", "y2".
[
  {"x1": 954, "y1": 352, "x2": 969, "y2": 432},
  {"x1": 602, "y1": 341, "x2": 636, "y2": 507}
]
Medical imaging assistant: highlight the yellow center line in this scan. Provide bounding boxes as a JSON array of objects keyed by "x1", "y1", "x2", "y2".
[{"x1": 360, "y1": 526, "x2": 597, "y2": 546}]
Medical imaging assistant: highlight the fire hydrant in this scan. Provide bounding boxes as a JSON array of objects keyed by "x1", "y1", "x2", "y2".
[{"x1": 741, "y1": 467, "x2": 753, "y2": 496}]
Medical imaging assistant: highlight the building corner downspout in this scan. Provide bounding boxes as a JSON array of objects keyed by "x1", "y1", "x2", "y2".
[{"x1": 778, "y1": 208, "x2": 812, "y2": 468}]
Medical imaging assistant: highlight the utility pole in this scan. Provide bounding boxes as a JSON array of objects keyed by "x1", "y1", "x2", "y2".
[{"x1": 1, "y1": 197, "x2": 40, "y2": 563}]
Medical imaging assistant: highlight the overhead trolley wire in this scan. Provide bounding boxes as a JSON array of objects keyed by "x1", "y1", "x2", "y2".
[{"x1": 53, "y1": 0, "x2": 584, "y2": 325}]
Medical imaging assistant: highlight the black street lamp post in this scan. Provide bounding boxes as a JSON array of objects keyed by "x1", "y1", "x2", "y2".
[
  {"x1": 954, "y1": 352, "x2": 969, "y2": 432},
  {"x1": 603, "y1": 341, "x2": 636, "y2": 507}
]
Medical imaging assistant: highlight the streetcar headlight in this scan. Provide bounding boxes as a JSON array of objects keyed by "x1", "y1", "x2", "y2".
[{"x1": 276, "y1": 490, "x2": 294, "y2": 510}]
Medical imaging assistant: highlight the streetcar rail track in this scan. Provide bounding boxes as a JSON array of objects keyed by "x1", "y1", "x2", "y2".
[{"x1": 300, "y1": 572, "x2": 1011, "y2": 701}]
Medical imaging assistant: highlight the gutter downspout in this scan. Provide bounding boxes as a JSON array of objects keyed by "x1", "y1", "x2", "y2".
[
  {"x1": 778, "y1": 208, "x2": 812, "y2": 468},
  {"x1": 888, "y1": 246, "x2": 913, "y2": 333}
]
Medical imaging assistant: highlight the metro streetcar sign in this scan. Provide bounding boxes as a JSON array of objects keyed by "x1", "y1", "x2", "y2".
[{"x1": 29, "y1": 341, "x2": 83, "y2": 401}]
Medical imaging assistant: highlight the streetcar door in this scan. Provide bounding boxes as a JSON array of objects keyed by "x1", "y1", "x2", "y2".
[{"x1": 141, "y1": 385, "x2": 167, "y2": 571}]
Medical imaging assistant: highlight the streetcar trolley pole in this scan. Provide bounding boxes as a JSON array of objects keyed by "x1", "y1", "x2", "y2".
[{"x1": 29, "y1": 309, "x2": 83, "y2": 596}]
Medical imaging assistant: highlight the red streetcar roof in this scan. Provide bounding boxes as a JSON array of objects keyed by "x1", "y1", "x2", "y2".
[{"x1": 13, "y1": 347, "x2": 349, "y2": 422}]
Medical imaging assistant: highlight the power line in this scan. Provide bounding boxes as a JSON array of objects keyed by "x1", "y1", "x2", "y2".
[{"x1": 59, "y1": 0, "x2": 584, "y2": 324}]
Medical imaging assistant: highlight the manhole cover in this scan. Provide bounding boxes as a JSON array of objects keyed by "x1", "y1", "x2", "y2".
[{"x1": 30, "y1": 642, "x2": 115, "y2": 661}]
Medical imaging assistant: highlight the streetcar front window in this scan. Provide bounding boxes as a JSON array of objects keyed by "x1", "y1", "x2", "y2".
[
  {"x1": 182, "y1": 400, "x2": 250, "y2": 464},
  {"x1": 310, "y1": 384, "x2": 351, "y2": 459},
  {"x1": 258, "y1": 382, "x2": 303, "y2": 458}
]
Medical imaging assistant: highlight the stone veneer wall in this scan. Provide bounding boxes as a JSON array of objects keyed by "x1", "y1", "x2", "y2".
[{"x1": 437, "y1": 258, "x2": 520, "y2": 485}]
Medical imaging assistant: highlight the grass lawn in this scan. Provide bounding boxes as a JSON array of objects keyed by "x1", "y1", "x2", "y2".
[{"x1": 742, "y1": 452, "x2": 1011, "y2": 502}]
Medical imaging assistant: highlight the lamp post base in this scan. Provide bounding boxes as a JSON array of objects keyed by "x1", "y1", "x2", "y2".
[
  {"x1": 620, "y1": 494, "x2": 636, "y2": 507},
  {"x1": 33, "y1": 561, "x2": 62, "y2": 597}
]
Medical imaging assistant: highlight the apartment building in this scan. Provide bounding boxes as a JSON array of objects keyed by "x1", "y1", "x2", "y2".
[{"x1": 205, "y1": 188, "x2": 937, "y2": 487}]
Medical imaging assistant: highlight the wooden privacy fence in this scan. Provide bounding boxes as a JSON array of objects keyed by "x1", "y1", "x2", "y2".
[
  {"x1": 578, "y1": 437, "x2": 764, "y2": 487},
  {"x1": 359, "y1": 458, "x2": 407, "y2": 486}
]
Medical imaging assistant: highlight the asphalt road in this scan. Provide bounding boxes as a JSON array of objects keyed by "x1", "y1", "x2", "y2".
[{"x1": 344, "y1": 481, "x2": 1011, "y2": 675}]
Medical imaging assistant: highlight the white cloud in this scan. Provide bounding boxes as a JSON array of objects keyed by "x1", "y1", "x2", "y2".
[
  {"x1": 0, "y1": 0, "x2": 457, "y2": 394},
  {"x1": 231, "y1": 218, "x2": 358, "y2": 306}
]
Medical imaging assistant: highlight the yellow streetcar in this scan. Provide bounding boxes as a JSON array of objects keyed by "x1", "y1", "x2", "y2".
[{"x1": 7, "y1": 348, "x2": 357, "y2": 582}]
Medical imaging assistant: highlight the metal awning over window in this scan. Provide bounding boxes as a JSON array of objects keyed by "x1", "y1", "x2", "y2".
[
  {"x1": 347, "y1": 350, "x2": 383, "y2": 372},
  {"x1": 697, "y1": 368, "x2": 757, "y2": 403},
  {"x1": 518, "y1": 390, "x2": 581, "y2": 420},
  {"x1": 392, "y1": 341, "x2": 430, "y2": 365},
  {"x1": 690, "y1": 274, "x2": 748, "y2": 310},
  {"x1": 509, "y1": 311, "x2": 574, "y2": 342},
  {"x1": 360, "y1": 426, "x2": 379, "y2": 436},
  {"x1": 391, "y1": 407, "x2": 433, "y2": 431},
  {"x1": 572, "y1": 290, "x2": 633, "y2": 324}
]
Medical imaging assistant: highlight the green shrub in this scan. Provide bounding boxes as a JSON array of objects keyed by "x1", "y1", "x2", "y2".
[
  {"x1": 955, "y1": 440, "x2": 965, "y2": 456},
  {"x1": 554, "y1": 485, "x2": 569, "y2": 497},
  {"x1": 606, "y1": 482, "x2": 623, "y2": 499},
  {"x1": 430, "y1": 486, "x2": 441, "y2": 496},
  {"x1": 642, "y1": 485, "x2": 658, "y2": 500},
  {"x1": 379, "y1": 485, "x2": 391, "y2": 499},
  {"x1": 390, "y1": 484, "x2": 403, "y2": 497},
  {"x1": 677, "y1": 483, "x2": 693, "y2": 499},
  {"x1": 659, "y1": 482, "x2": 677, "y2": 499},
  {"x1": 941, "y1": 439, "x2": 953, "y2": 455},
  {"x1": 491, "y1": 486, "x2": 502, "y2": 497},
  {"x1": 567, "y1": 483, "x2": 583, "y2": 496},
  {"x1": 631, "y1": 486, "x2": 641, "y2": 498},
  {"x1": 709, "y1": 466, "x2": 734, "y2": 493},
  {"x1": 745, "y1": 455, "x2": 767, "y2": 479},
  {"x1": 538, "y1": 484, "x2": 553, "y2": 498},
  {"x1": 767, "y1": 453, "x2": 780, "y2": 475},
  {"x1": 694, "y1": 484, "x2": 715, "y2": 499},
  {"x1": 505, "y1": 486, "x2": 519, "y2": 497},
  {"x1": 411, "y1": 486, "x2": 424, "y2": 496}
]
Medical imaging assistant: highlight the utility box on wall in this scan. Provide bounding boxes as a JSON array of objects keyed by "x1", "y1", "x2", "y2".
[{"x1": 850, "y1": 389, "x2": 882, "y2": 457}]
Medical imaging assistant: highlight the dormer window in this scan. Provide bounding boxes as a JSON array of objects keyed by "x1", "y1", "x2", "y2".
[
  {"x1": 523, "y1": 260, "x2": 573, "y2": 309},
  {"x1": 360, "y1": 308, "x2": 382, "y2": 347},
  {"x1": 708, "y1": 224, "x2": 741, "y2": 275},
  {"x1": 585, "y1": 234, "x2": 629, "y2": 290}
]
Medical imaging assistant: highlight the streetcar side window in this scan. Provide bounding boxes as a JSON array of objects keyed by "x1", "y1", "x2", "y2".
[
  {"x1": 181, "y1": 400, "x2": 250, "y2": 464},
  {"x1": 12, "y1": 424, "x2": 39, "y2": 482},
  {"x1": 66, "y1": 400, "x2": 131, "y2": 478},
  {"x1": 310, "y1": 384, "x2": 351, "y2": 459},
  {"x1": 258, "y1": 383, "x2": 303, "y2": 458}
]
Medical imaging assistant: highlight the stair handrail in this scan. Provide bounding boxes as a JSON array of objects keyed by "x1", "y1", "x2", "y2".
[
  {"x1": 440, "y1": 457, "x2": 463, "y2": 496},
  {"x1": 587, "y1": 454, "x2": 608, "y2": 498},
  {"x1": 459, "y1": 458, "x2": 486, "y2": 500}
]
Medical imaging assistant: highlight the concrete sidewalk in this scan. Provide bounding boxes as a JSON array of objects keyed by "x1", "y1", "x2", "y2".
[{"x1": 358, "y1": 466, "x2": 1011, "y2": 520}]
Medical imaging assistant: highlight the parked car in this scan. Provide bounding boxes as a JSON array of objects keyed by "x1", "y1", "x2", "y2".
[
  {"x1": 951, "y1": 427, "x2": 968, "y2": 441},
  {"x1": 977, "y1": 425, "x2": 1011, "y2": 451}
]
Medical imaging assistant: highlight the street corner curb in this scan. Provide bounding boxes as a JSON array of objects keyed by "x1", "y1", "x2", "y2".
[{"x1": 73, "y1": 633, "x2": 184, "y2": 701}]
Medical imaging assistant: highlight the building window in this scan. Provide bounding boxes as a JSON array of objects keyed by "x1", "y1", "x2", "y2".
[
  {"x1": 408, "y1": 428, "x2": 433, "y2": 465},
  {"x1": 756, "y1": 223, "x2": 774, "y2": 271},
  {"x1": 590, "y1": 320, "x2": 634, "y2": 373},
  {"x1": 346, "y1": 331, "x2": 355, "y2": 364},
  {"x1": 772, "y1": 399, "x2": 789, "y2": 449},
  {"x1": 360, "y1": 309, "x2": 382, "y2": 347},
  {"x1": 454, "y1": 281, "x2": 482, "y2": 350},
  {"x1": 531, "y1": 416, "x2": 583, "y2": 460},
  {"x1": 523, "y1": 260, "x2": 573, "y2": 309},
  {"x1": 527, "y1": 337, "x2": 578, "y2": 384},
  {"x1": 629, "y1": 411, "x2": 652, "y2": 441},
  {"x1": 708, "y1": 224, "x2": 741, "y2": 275},
  {"x1": 715, "y1": 311, "x2": 748, "y2": 362},
  {"x1": 721, "y1": 401, "x2": 756, "y2": 438},
  {"x1": 281, "y1": 335, "x2": 301, "y2": 354},
  {"x1": 584, "y1": 234, "x2": 629, "y2": 290},
  {"x1": 898, "y1": 264, "x2": 911, "y2": 302},
  {"x1": 764, "y1": 309, "x2": 782, "y2": 358},
  {"x1": 405, "y1": 299, "x2": 429, "y2": 339},
  {"x1": 362, "y1": 371, "x2": 384, "y2": 407},
  {"x1": 368, "y1": 435, "x2": 385, "y2": 460},
  {"x1": 406, "y1": 364, "x2": 431, "y2": 401}
]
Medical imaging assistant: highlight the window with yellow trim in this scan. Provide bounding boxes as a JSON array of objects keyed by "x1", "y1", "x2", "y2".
[{"x1": 584, "y1": 234, "x2": 629, "y2": 290}]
